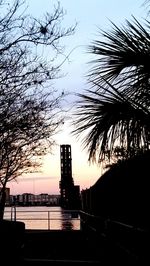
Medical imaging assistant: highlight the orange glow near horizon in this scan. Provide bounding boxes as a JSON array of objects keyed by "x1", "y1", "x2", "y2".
[{"x1": 9, "y1": 139, "x2": 103, "y2": 195}]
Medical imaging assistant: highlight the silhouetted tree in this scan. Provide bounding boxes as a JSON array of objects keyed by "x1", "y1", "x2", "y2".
[
  {"x1": 0, "y1": 0, "x2": 76, "y2": 219},
  {"x1": 73, "y1": 5, "x2": 150, "y2": 166}
]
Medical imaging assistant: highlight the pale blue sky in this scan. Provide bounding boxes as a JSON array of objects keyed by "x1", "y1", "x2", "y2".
[
  {"x1": 10, "y1": 0, "x2": 147, "y2": 195},
  {"x1": 27, "y1": 0, "x2": 145, "y2": 96}
]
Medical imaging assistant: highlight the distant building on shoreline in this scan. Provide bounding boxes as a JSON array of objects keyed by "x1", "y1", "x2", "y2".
[{"x1": 9, "y1": 193, "x2": 60, "y2": 206}]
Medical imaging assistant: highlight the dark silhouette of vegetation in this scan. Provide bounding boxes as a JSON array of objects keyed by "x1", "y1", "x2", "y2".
[
  {"x1": 0, "y1": 0, "x2": 76, "y2": 219},
  {"x1": 73, "y1": 10, "x2": 150, "y2": 166}
]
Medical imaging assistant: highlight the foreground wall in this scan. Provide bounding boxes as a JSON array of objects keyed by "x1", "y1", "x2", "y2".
[{"x1": 81, "y1": 151, "x2": 150, "y2": 229}]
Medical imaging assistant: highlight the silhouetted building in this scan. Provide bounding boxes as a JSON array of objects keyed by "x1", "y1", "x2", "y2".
[
  {"x1": 9, "y1": 194, "x2": 60, "y2": 206},
  {"x1": 59, "y1": 144, "x2": 81, "y2": 209},
  {"x1": 81, "y1": 150, "x2": 150, "y2": 229}
]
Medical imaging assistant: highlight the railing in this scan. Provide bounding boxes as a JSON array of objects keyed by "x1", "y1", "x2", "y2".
[
  {"x1": 4, "y1": 208, "x2": 80, "y2": 230},
  {"x1": 79, "y1": 211, "x2": 150, "y2": 262},
  {"x1": 11, "y1": 205, "x2": 16, "y2": 221}
]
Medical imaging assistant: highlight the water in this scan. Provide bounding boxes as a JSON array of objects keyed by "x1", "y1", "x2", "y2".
[{"x1": 4, "y1": 206, "x2": 80, "y2": 230}]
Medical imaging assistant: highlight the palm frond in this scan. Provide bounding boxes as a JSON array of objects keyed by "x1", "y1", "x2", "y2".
[
  {"x1": 73, "y1": 83, "x2": 150, "y2": 163},
  {"x1": 87, "y1": 17, "x2": 150, "y2": 98},
  {"x1": 73, "y1": 14, "x2": 150, "y2": 164}
]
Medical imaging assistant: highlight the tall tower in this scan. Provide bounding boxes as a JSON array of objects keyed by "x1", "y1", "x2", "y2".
[{"x1": 59, "y1": 144, "x2": 74, "y2": 208}]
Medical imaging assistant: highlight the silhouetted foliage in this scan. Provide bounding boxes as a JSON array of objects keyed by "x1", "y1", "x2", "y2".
[
  {"x1": 0, "y1": 0, "x2": 76, "y2": 219},
  {"x1": 73, "y1": 7, "x2": 150, "y2": 166}
]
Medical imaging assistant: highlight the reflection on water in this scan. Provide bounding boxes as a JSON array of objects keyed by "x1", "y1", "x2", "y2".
[
  {"x1": 61, "y1": 211, "x2": 73, "y2": 230},
  {"x1": 4, "y1": 206, "x2": 80, "y2": 230},
  {"x1": 60, "y1": 210, "x2": 80, "y2": 230}
]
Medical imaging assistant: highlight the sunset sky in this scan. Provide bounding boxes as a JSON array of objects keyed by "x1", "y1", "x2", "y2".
[{"x1": 9, "y1": 0, "x2": 146, "y2": 195}]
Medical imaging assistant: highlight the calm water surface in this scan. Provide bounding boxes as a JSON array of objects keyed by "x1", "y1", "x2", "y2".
[{"x1": 4, "y1": 206, "x2": 80, "y2": 230}]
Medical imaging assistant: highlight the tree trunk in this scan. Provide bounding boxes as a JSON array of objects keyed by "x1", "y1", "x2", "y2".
[{"x1": 0, "y1": 185, "x2": 6, "y2": 220}]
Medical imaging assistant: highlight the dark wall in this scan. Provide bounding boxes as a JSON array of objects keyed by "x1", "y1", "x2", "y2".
[{"x1": 81, "y1": 151, "x2": 150, "y2": 229}]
